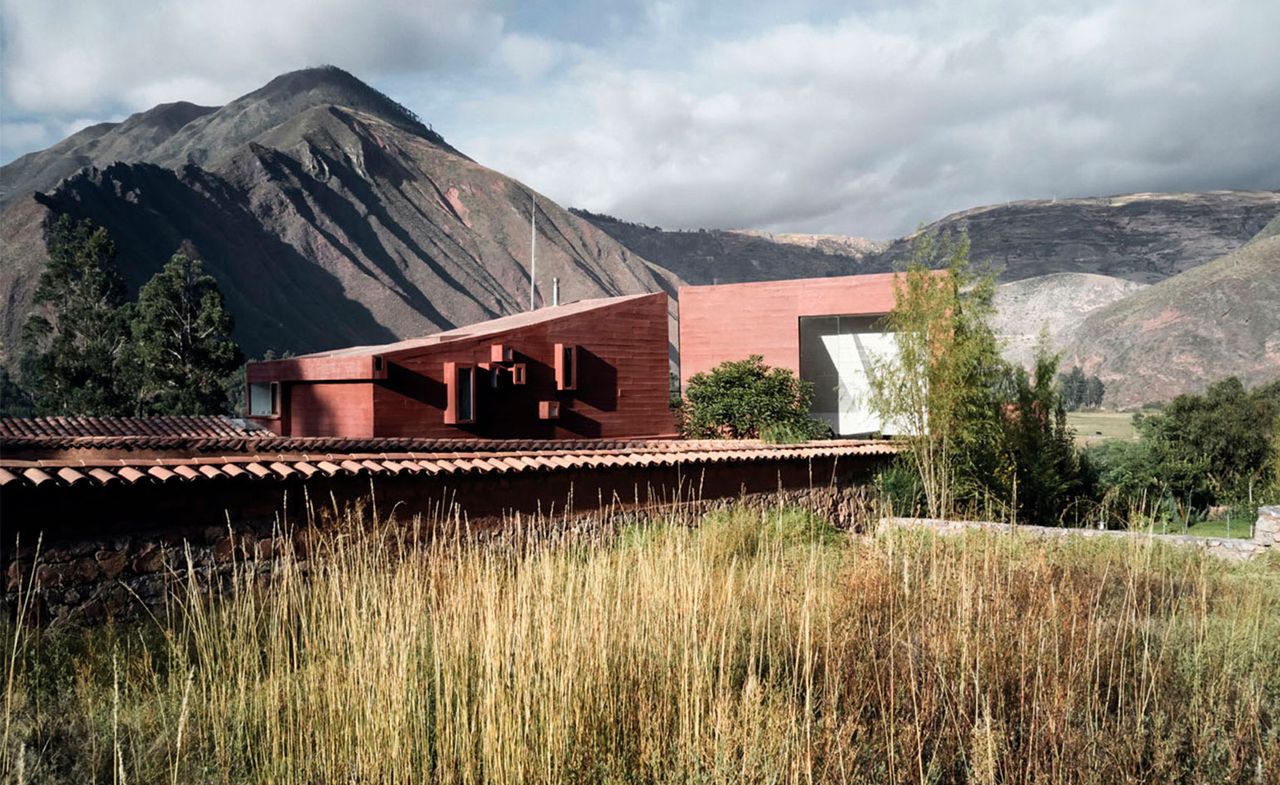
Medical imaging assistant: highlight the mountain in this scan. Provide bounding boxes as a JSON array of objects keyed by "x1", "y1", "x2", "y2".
[
  {"x1": 1065, "y1": 228, "x2": 1280, "y2": 408},
  {"x1": 572, "y1": 210, "x2": 882, "y2": 285},
  {"x1": 992, "y1": 273, "x2": 1148, "y2": 368},
  {"x1": 0, "y1": 67, "x2": 674, "y2": 359},
  {"x1": 872, "y1": 191, "x2": 1280, "y2": 283},
  {"x1": 578, "y1": 191, "x2": 1278, "y2": 289}
]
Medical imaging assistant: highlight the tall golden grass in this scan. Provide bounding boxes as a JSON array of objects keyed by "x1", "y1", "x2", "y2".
[{"x1": 4, "y1": 504, "x2": 1278, "y2": 783}]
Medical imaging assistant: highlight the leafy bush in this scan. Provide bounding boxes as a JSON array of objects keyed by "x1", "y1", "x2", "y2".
[
  {"x1": 759, "y1": 419, "x2": 830, "y2": 444},
  {"x1": 1139, "y1": 377, "x2": 1280, "y2": 511},
  {"x1": 874, "y1": 460, "x2": 927, "y2": 516},
  {"x1": 866, "y1": 232, "x2": 1095, "y2": 524},
  {"x1": 681, "y1": 355, "x2": 826, "y2": 440}
]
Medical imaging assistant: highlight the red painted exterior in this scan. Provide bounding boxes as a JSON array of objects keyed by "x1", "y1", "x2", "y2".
[
  {"x1": 677, "y1": 273, "x2": 901, "y2": 389},
  {"x1": 247, "y1": 293, "x2": 674, "y2": 439}
]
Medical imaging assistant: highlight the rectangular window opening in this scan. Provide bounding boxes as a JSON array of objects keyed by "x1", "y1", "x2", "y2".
[
  {"x1": 555, "y1": 343, "x2": 578, "y2": 391},
  {"x1": 445, "y1": 362, "x2": 477, "y2": 425},
  {"x1": 458, "y1": 367, "x2": 474, "y2": 422},
  {"x1": 249, "y1": 381, "x2": 279, "y2": 417}
]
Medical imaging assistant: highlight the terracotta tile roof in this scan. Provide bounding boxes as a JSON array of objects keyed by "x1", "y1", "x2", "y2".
[
  {"x1": 0, "y1": 416, "x2": 268, "y2": 446},
  {"x1": 0, "y1": 439, "x2": 900, "y2": 490}
]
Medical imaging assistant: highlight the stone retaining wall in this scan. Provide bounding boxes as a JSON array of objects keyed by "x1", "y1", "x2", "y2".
[
  {"x1": 880, "y1": 505, "x2": 1280, "y2": 561},
  {"x1": 3, "y1": 456, "x2": 881, "y2": 626}
]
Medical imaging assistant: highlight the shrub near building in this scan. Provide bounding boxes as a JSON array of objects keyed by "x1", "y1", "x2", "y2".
[{"x1": 680, "y1": 355, "x2": 827, "y2": 442}]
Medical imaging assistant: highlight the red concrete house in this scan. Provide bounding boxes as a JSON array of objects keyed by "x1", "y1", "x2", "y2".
[
  {"x1": 246, "y1": 293, "x2": 674, "y2": 439},
  {"x1": 678, "y1": 273, "x2": 904, "y2": 437}
]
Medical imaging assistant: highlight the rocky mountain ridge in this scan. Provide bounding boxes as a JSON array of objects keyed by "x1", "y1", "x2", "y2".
[
  {"x1": 0, "y1": 67, "x2": 675, "y2": 359},
  {"x1": 1064, "y1": 228, "x2": 1280, "y2": 407}
]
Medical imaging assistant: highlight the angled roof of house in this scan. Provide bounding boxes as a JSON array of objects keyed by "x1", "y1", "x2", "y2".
[{"x1": 290, "y1": 293, "x2": 661, "y2": 360}]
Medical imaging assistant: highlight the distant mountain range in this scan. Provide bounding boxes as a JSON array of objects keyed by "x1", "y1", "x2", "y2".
[{"x1": 1, "y1": 66, "x2": 1276, "y2": 406}]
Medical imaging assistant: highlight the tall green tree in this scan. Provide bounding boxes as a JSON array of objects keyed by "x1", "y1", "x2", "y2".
[
  {"x1": 1083, "y1": 376, "x2": 1105, "y2": 409},
  {"x1": 1140, "y1": 377, "x2": 1280, "y2": 510},
  {"x1": 128, "y1": 253, "x2": 243, "y2": 415},
  {"x1": 0, "y1": 366, "x2": 35, "y2": 417},
  {"x1": 1057, "y1": 366, "x2": 1086, "y2": 410},
  {"x1": 867, "y1": 232, "x2": 1010, "y2": 517},
  {"x1": 21, "y1": 215, "x2": 134, "y2": 415},
  {"x1": 1005, "y1": 345, "x2": 1094, "y2": 524}
]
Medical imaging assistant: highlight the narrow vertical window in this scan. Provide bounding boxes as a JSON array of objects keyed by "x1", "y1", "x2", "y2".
[
  {"x1": 444, "y1": 361, "x2": 477, "y2": 425},
  {"x1": 555, "y1": 343, "x2": 578, "y2": 391},
  {"x1": 458, "y1": 367, "x2": 474, "y2": 422}
]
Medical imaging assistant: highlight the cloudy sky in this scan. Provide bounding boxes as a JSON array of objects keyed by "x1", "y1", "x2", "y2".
[{"x1": 2, "y1": 0, "x2": 1277, "y2": 238}]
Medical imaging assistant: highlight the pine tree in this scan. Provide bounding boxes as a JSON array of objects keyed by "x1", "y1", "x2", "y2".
[
  {"x1": 1006, "y1": 346, "x2": 1093, "y2": 524},
  {"x1": 128, "y1": 253, "x2": 243, "y2": 415},
  {"x1": 1084, "y1": 376, "x2": 1105, "y2": 409},
  {"x1": 21, "y1": 215, "x2": 134, "y2": 415}
]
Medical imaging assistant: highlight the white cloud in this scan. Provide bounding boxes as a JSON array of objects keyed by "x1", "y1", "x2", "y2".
[
  {"x1": 0, "y1": 0, "x2": 506, "y2": 114},
  {"x1": 459, "y1": 0, "x2": 1280, "y2": 237},
  {"x1": 2, "y1": 0, "x2": 1277, "y2": 237}
]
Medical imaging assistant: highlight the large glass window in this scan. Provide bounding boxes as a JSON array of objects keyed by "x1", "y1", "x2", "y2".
[{"x1": 798, "y1": 315, "x2": 900, "y2": 436}]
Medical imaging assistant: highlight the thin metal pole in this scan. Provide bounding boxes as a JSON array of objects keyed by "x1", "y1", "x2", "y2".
[{"x1": 529, "y1": 193, "x2": 537, "y2": 310}]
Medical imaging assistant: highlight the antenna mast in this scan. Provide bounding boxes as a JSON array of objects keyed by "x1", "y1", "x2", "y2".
[{"x1": 529, "y1": 193, "x2": 537, "y2": 310}]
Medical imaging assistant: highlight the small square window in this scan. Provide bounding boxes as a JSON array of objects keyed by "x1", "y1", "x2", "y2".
[
  {"x1": 539, "y1": 400, "x2": 560, "y2": 420},
  {"x1": 511, "y1": 363, "x2": 527, "y2": 386},
  {"x1": 248, "y1": 382, "x2": 279, "y2": 417}
]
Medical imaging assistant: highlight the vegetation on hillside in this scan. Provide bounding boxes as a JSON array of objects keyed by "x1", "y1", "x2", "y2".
[
  {"x1": 6, "y1": 217, "x2": 243, "y2": 417},
  {"x1": 4, "y1": 505, "x2": 1277, "y2": 783}
]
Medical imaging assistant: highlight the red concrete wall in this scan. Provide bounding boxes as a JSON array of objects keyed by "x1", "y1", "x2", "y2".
[
  {"x1": 677, "y1": 273, "x2": 900, "y2": 389},
  {"x1": 373, "y1": 294, "x2": 673, "y2": 438},
  {"x1": 287, "y1": 382, "x2": 375, "y2": 438}
]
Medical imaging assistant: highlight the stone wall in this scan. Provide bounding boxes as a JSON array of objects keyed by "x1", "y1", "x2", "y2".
[
  {"x1": 3, "y1": 457, "x2": 881, "y2": 626},
  {"x1": 879, "y1": 506, "x2": 1280, "y2": 561}
]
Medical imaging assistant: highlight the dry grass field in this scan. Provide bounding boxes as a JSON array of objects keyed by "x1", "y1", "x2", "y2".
[{"x1": 4, "y1": 505, "x2": 1279, "y2": 783}]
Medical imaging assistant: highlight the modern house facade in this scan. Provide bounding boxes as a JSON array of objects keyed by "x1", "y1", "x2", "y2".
[
  {"x1": 245, "y1": 293, "x2": 674, "y2": 439},
  {"x1": 678, "y1": 273, "x2": 904, "y2": 436}
]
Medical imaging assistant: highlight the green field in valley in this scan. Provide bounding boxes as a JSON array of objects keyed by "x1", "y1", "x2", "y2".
[{"x1": 1067, "y1": 410, "x2": 1138, "y2": 446}]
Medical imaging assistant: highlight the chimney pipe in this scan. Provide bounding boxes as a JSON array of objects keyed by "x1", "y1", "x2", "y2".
[{"x1": 553, "y1": 277, "x2": 560, "y2": 306}]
